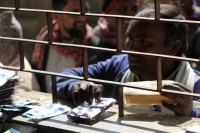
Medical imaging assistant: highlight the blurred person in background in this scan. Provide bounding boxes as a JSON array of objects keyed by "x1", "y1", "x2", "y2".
[
  {"x1": 31, "y1": 0, "x2": 93, "y2": 92},
  {"x1": 179, "y1": 0, "x2": 200, "y2": 20},
  {"x1": 180, "y1": 0, "x2": 200, "y2": 66},
  {"x1": 0, "y1": 10, "x2": 40, "y2": 91},
  {"x1": 89, "y1": 0, "x2": 141, "y2": 64}
]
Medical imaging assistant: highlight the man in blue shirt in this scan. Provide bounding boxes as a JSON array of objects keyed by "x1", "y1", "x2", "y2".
[{"x1": 56, "y1": 4, "x2": 200, "y2": 118}]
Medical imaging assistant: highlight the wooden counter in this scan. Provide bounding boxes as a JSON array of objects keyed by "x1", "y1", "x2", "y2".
[{"x1": 5, "y1": 89, "x2": 200, "y2": 133}]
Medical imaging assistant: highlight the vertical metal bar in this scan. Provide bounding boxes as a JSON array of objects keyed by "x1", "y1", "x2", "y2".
[
  {"x1": 117, "y1": 18, "x2": 122, "y2": 52},
  {"x1": 155, "y1": 0, "x2": 160, "y2": 20},
  {"x1": 51, "y1": 75, "x2": 58, "y2": 103},
  {"x1": 199, "y1": 47, "x2": 200, "y2": 62},
  {"x1": 80, "y1": 0, "x2": 86, "y2": 15},
  {"x1": 15, "y1": 0, "x2": 20, "y2": 10},
  {"x1": 18, "y1": 42, "x2": 24, "y2": 70},
  {"x1": 47, "y1": 12, "x2": 53, "y2": 44},
  {"x1": 118, "y1": 86, "x2": 124, "y2": 117},
  {"x1": 157, "y1": 57, "x2": 162, "y2": 91},
  {"x1": 83, "y1": 48, "x2": 88, "y2": 80}
]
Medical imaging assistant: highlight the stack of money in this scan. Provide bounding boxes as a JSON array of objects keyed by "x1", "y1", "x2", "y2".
[{"x1": 0, "y1": 68, "x2": 19, "y2": 105}]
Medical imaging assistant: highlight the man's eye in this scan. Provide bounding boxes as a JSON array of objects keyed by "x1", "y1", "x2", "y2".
[{"x1": 139, "y1": 38, "x2": 152, "y2": 46}]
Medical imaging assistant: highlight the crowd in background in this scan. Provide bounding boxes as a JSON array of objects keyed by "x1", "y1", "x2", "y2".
[{"x1": 0, "y1": 0, "x2": 199, "y2": 93}]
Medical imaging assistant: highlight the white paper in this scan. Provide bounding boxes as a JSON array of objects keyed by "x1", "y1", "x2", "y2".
[{"x1": 22, "y1": 103, "x2": 71, "y2": 120}]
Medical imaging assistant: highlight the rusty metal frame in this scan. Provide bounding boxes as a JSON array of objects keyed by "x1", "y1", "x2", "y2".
[{"x1": 0, "y1": 0, "x2": 199, "y2": 117}]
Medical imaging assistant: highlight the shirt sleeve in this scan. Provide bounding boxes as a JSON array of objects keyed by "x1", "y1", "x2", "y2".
[
  {"x1": 56, "y1": 54, "x2": 129, "y2": 101},
  {"x1": 190, "y1": 106, "x2": 200, "y2": 118}
]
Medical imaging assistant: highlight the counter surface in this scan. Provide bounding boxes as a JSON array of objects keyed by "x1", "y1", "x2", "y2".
[{"x1": 6, "y1": 89, "x2": 200, "y2": 133}]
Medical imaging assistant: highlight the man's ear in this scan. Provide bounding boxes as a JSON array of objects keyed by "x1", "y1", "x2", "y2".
[{"x1": 168, "y1": 39, "x2": 182, "y2": 56}]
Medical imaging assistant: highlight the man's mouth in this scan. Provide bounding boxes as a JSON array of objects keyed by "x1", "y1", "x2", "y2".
[{"x1": 74, "y1": 22, "x2": 85, "y2": 29}]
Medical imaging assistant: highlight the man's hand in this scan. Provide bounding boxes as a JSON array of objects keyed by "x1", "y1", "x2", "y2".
[
  {"x1": 160, "y1": 82, "x2": 193, "y2": 116},
  {"x1": 70, "y1": 81, "x2": 103, "y2": 106}
]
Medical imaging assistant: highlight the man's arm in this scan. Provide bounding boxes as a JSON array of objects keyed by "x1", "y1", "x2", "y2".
[
  {"x1": 56, "y1": 54, "x2": 129, "y2": 101},
  {"x1": 161, "y1": 82, "x2": 200, "y2": 118}
]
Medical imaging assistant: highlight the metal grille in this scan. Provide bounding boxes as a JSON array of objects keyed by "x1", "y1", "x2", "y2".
[{"x1": 0, "y1": 0, "x2": 200, "y2": 116}]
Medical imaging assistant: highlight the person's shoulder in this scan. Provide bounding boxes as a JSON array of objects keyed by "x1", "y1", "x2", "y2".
[
  {"x1": 111, "y1": 54, "x2": 128, "y2": 59},
  {"x1": 194, "y1": 69, "x2": 200, "y2": 75},
  {"x1": 193, "y1": 69, "x2": 200, "y2": 89},
  {"x1": 193, "y1": 69, "x2": 200, "y2": 81},
  {"x1": 101, "y1": 54, "x2": 128, "y2": 64},
  {"x1": 109, "y1": 54, "x2": 128, "y2": 64}
]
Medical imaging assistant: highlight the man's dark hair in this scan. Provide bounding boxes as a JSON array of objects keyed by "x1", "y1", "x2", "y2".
[
  {"x1": 52, "y1": 0, "x2": 68, "y2": 10},
  {"x1": 136, "y1": 4, "x2": 188, "y2": 56}
]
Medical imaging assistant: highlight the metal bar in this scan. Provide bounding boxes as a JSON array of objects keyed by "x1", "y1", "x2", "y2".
[
  {"x1": 0, "y1": 7, "x2": 15, "y2": 10},
  {"x1": 118, "y1": 86, "x2": 124, "y2": 117},
  {"x1": 0, "y1": 36, "x2": 199, "y2": 64},
  {"x1": 161, "y1": 89, "x2": 200, "y2": 97},
  {"x1": 80, "y1": 0, "x2": 86, "y2": 15},
  {"x1": 83, "y1": 48, "x2": 89, "y2": 80},
  {"x1": 0, "y1": 7, "x2": 199, "y2": 24},
  {"x1": 18, "y1": 41, "x2": 24, "y2": 70},
  {"x1": 47, "y1": 12, "x2": 53, "y2": 44},
  {"x1": 156, "y1": 57, "x2": 162, "y2": 91},
  {"x1": 122, "y1": 50, "x2": 200, "y2": 63},
  {"x1": 199, "y1": 46, "x2": 200, "y2": 61},
  {"x1": 15, "y1": 0, "x2": 20, "y2": 10},
  {"x1": 155, "y1": 0, "x2": 160, "y2": 21},
  {"x1": 1, "y1": 64, "x2": 200, "y2": 99},
  {"x1": 51, "y1": 76, "x2": 58, "y2": 103},
  {"x1": 117, "y1": 18, "x2": 122, "y2": 52}
]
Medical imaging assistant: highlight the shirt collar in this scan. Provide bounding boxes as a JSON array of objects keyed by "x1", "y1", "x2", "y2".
[
  {"x1": 134, "y1": 63, "x2": 181, "y2": 81},
  {"x1": 166, "y1": 63, "x2": 180, "y2": 80}
]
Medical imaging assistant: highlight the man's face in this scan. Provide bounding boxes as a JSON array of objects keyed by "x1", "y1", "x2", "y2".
[
  {"x1": 106, "y1": 0, "x2": 138, "y2": 31},
  {"x1": 125, "y1": 21, "x2": 171, "y2": 78},
  {"x1": 59, "y1": 0, "x2": 88, "y2": 39}
]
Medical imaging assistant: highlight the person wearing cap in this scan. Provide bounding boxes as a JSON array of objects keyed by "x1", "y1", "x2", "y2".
[
  {"x1": 89, "y1": 0, "x2": 140, "y2": 64},
  {"x1": 56, "y1": 4, "x2": 200, "y2": 118}
]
